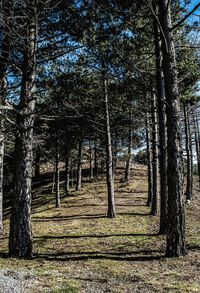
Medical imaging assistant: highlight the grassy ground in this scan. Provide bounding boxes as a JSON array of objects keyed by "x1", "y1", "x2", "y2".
[{"x1": 0, "y1": 165, "x2": 200, "y2": 293}]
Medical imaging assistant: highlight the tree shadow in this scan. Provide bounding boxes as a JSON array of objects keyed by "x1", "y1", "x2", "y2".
[
  {"x1": 34, "y1": 249, "x2": 164, "y2": 262},
  {"x1": 34, "y1": 232, "x2": 157, "y2": 239},
  {"x1": 32, "y1": 211, "x2": 151, "y2": 222}
]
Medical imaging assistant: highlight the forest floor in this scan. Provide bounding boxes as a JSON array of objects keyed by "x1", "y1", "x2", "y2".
[{"x1": 0, "y1": 165, "x2": 200, "y2": 293}]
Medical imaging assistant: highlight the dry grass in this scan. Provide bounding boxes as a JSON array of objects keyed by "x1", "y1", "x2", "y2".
[{"x1": 0, "y1": 166, "x2": 199, "y2": 292}]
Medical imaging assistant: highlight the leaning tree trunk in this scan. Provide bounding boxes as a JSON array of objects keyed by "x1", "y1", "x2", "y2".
[
  {"x1": 153, "y1": 9, "x2": 168, "y2": 233},
  {"x1": 158, "y1": 0, "x2": 186, "y2": 257},
  {"x1": 103, "y1": 75, "x2": 115, "y2": 218},
  {"x1": 150, "y1": 91, "x2": 159, "y2": 216},
  {"x1": 146, "y1": 112, "x2": 153, "y2": 207},
  {"x1": 184, "y1": 104, "x2": 192, "y2": 201},
  {"x1": 9, "y1": 4, "x2": 37, "y2": 258},
  {"x1": 76, "y1": 140, "x2": 82, "y2": 191}
]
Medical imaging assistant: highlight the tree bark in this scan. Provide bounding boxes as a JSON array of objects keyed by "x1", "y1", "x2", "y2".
[
  {"x1": 9, "y1": 4, "x2": 37, "y2": 257},
  {"x1": 153, "y1": 8, "x2": 168, "y2": 233},
  {"x1": 65, "y1": 155, "x2": 70, "y2": 195},
  {"x1": 0, "y1": 3, "x2": 10, "y2": 235},
  {"x1": 0, "y1": 121, "x2": 4, "y2": 235},
  {"x1": 150, "y1": 91, "x2": 159, "y2": 216},
  {"x1": 146, "y1": 112, "x2": 153, "y2": 207},
  {"x1": 184, "y1": 104, "x2": 193, "y2": 201},
  {"x1": 192, "y1": 110, "x2": 200, "y2": 185},
  {"x1": 103, "y1": 75, "x2": 115, "y2": 218},
  {"x1": 94, "y1": 141, "x2": 98, "y2": 179},
  {"x1": 89, "y1": 140, "x2": 93, "y2": 180},
  {"x1": 76, "y1": 140, "x2": 82, "y2": 191},
  {"x1": 55, "y1": 136, "x2": 60, "y2": 208},
  {"x1": 125, "y1": 108, "x2": 133, "y2": 183},
  {"x1": 34, "y1": 151, "x2": 40, "y2": 178},
  {"x1": 158, "y1": 0, "x2": 186, "y2": 257}
]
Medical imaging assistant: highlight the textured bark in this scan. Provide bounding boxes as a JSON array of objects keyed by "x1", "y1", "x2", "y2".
[
  {"x1": 94, "y1": 142, "x2": 98, "y2": 179},
  {"x1": 158, "y1": 0, "x2": 186, "y2": 257},
  {"x1": 34, "y1": 152, "x2": 40, "y2": 177},
  {"x1": 0, "y1": 4, "x2": 10, "y2": 235},
  {"x1": 184, "y1": 104, "x2": 193, "y2": 200},
  {"x1": 125, "y1": 112, "x2": 133, "y2": 183},
  {"x1": 76, "y1": 140, "x2": 82, "y2": 191},
  {"x1": 71, "y1": 167, "x2": 74, "y2": 187},
  {"x1": 65, "y1": 155, "x2": 70, "y2": 195},
  {"x1": 150, "y1": 91, "x2": 159, "y2": 216},
  {"x1": 146, "y1": 112, "x2": 153, "y2": 207},
  {"x1": 55, "y1": 137, "x2": 60, "y2": 208},
  {"x1": 153, "y1": 9, "x2": 168, "y2": 233},
  {"x1": 9, "y1": 4, "x2": 37, "y2": 258},
  {"x1": 192, "y1": 110, "x2": 200, "y2": 184},
  {"x1": 0, "y1": 121, "x2": 4, "y2": 235},
  {"x1": 103, "y1": 76, "x2": 115, "y2": 218},
  {"x1": 89, "y1": 140, "x2": 93, "y2": 180}
]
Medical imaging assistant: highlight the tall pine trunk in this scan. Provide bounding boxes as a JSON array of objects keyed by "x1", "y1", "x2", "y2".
[
  {"x1": 192, "y1": 110, "x2": 200, "y2": 185},
  {"x1": 55, "y1": 135, "x2": 60, "y2": 208},
  {"x1": 153, "y1": 8, "x2": 168, "y2": 233},
  {"x1": 103, "y1": 75, "x2": 115, "y2": 218},
  {"x1": 65, "y1": 155, "x2": 70, "y2": 195},
  {"x1": 125, "y1": 107, "x2": 133, "y2": 183},
  {"x1": 184, "y1": 104, "x2": 193, "y2": 201},
  {"x1": 9, "y1": 4, "x2": 37, "y2": 257},
  {"x1": 89, "y1": 140, "x2": 93, "y2": 180},
  {"x1": 150, "y1": 91, "x2": 158, "y2": 216},
  {"x1": 158, "y1": 0, "x2": 186, "y2": 257},
  {"x1": 0, "y1": 121, "x2": 4, "y2": 235},
  {"x1": 0, "y1": 5, "x2": 10, "y2": 234},
  {"x1": 94, "y1": 141, "x2": 98, "y2": 179},
  {"x1": 146, "y1": 112, "x2": 153, "y2": 207},
  {"x1": 34, "y1": 151, "x2": 40, "y2": 178},
  {"x1": 76, "y1": 140, "x2": 82, "y2": 191}
]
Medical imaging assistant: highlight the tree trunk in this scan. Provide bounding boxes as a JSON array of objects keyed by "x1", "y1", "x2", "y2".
[
  {"x1": 192, "y1": 110, "x2": 200, "y2": 185},
  {"x1": 0, "y1": 121, "x2": 4, "y2": 235},
  {"x1": 146, "y1": 112, "x2": 153, "y2": 207},
  {"x1": 0, "y1": 4, "x2": 10, "y2": 235},
  {"x1": 184, "y1": 104, "x2": 192, "y2": 201},
  {"x1": 65, "y1": 155, "x2": 70, "y2": 195},
  {"x1": 125, "y1": 112, "x2": 133, "y2": 183},
  {"x1": 76, "y1": 140, "x2": 82, "y2": 191},
  {"x1": 89, "y1": 140, "x2": 93, "y2": 180},
  {"x1": 94, "y1": 141, "x2": 98, "y2": 179},
  {"x1": 9, "y1": 4, "x2": 37, "y2": 258},
  {"x1": 34, "y1": 152, "x2": 40, "y2": 178},
  {"x1": 153, "y1": 8, "x2": 168, "y2": 233},
  {"x1": 71, "y1": 166, "x2": 74, "y2": 187},
  {"x1": 103, "y1": 76, "x2": 115, "y2": 218},
  {"x1": 55, "y1": 137, "x2": 60, "y2": 208},
  {"x1": 158, "y1": 0, "x2": 186, "y2": 257},
  {"x1": 150, "y1": 91, "x2": 159, "y2": 216}
]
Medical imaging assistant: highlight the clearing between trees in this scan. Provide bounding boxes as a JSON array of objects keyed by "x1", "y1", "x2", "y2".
[{"x1": 0, "y1": 165, "x2": 199, "y2": 293}]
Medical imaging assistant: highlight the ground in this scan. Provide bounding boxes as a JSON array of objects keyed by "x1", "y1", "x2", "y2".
[{"x1": 0, "y1": 165, "x2": 199, "y2": 293}]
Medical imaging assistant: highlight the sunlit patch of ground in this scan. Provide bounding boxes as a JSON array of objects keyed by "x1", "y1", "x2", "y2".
[{"x1": 0, "y1": 165, "x2": 199, "y2": 292}]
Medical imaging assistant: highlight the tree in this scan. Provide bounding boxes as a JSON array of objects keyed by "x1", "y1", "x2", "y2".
[{"x1": 158, "y1": 0, "x2": 186, "y2": 257}]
